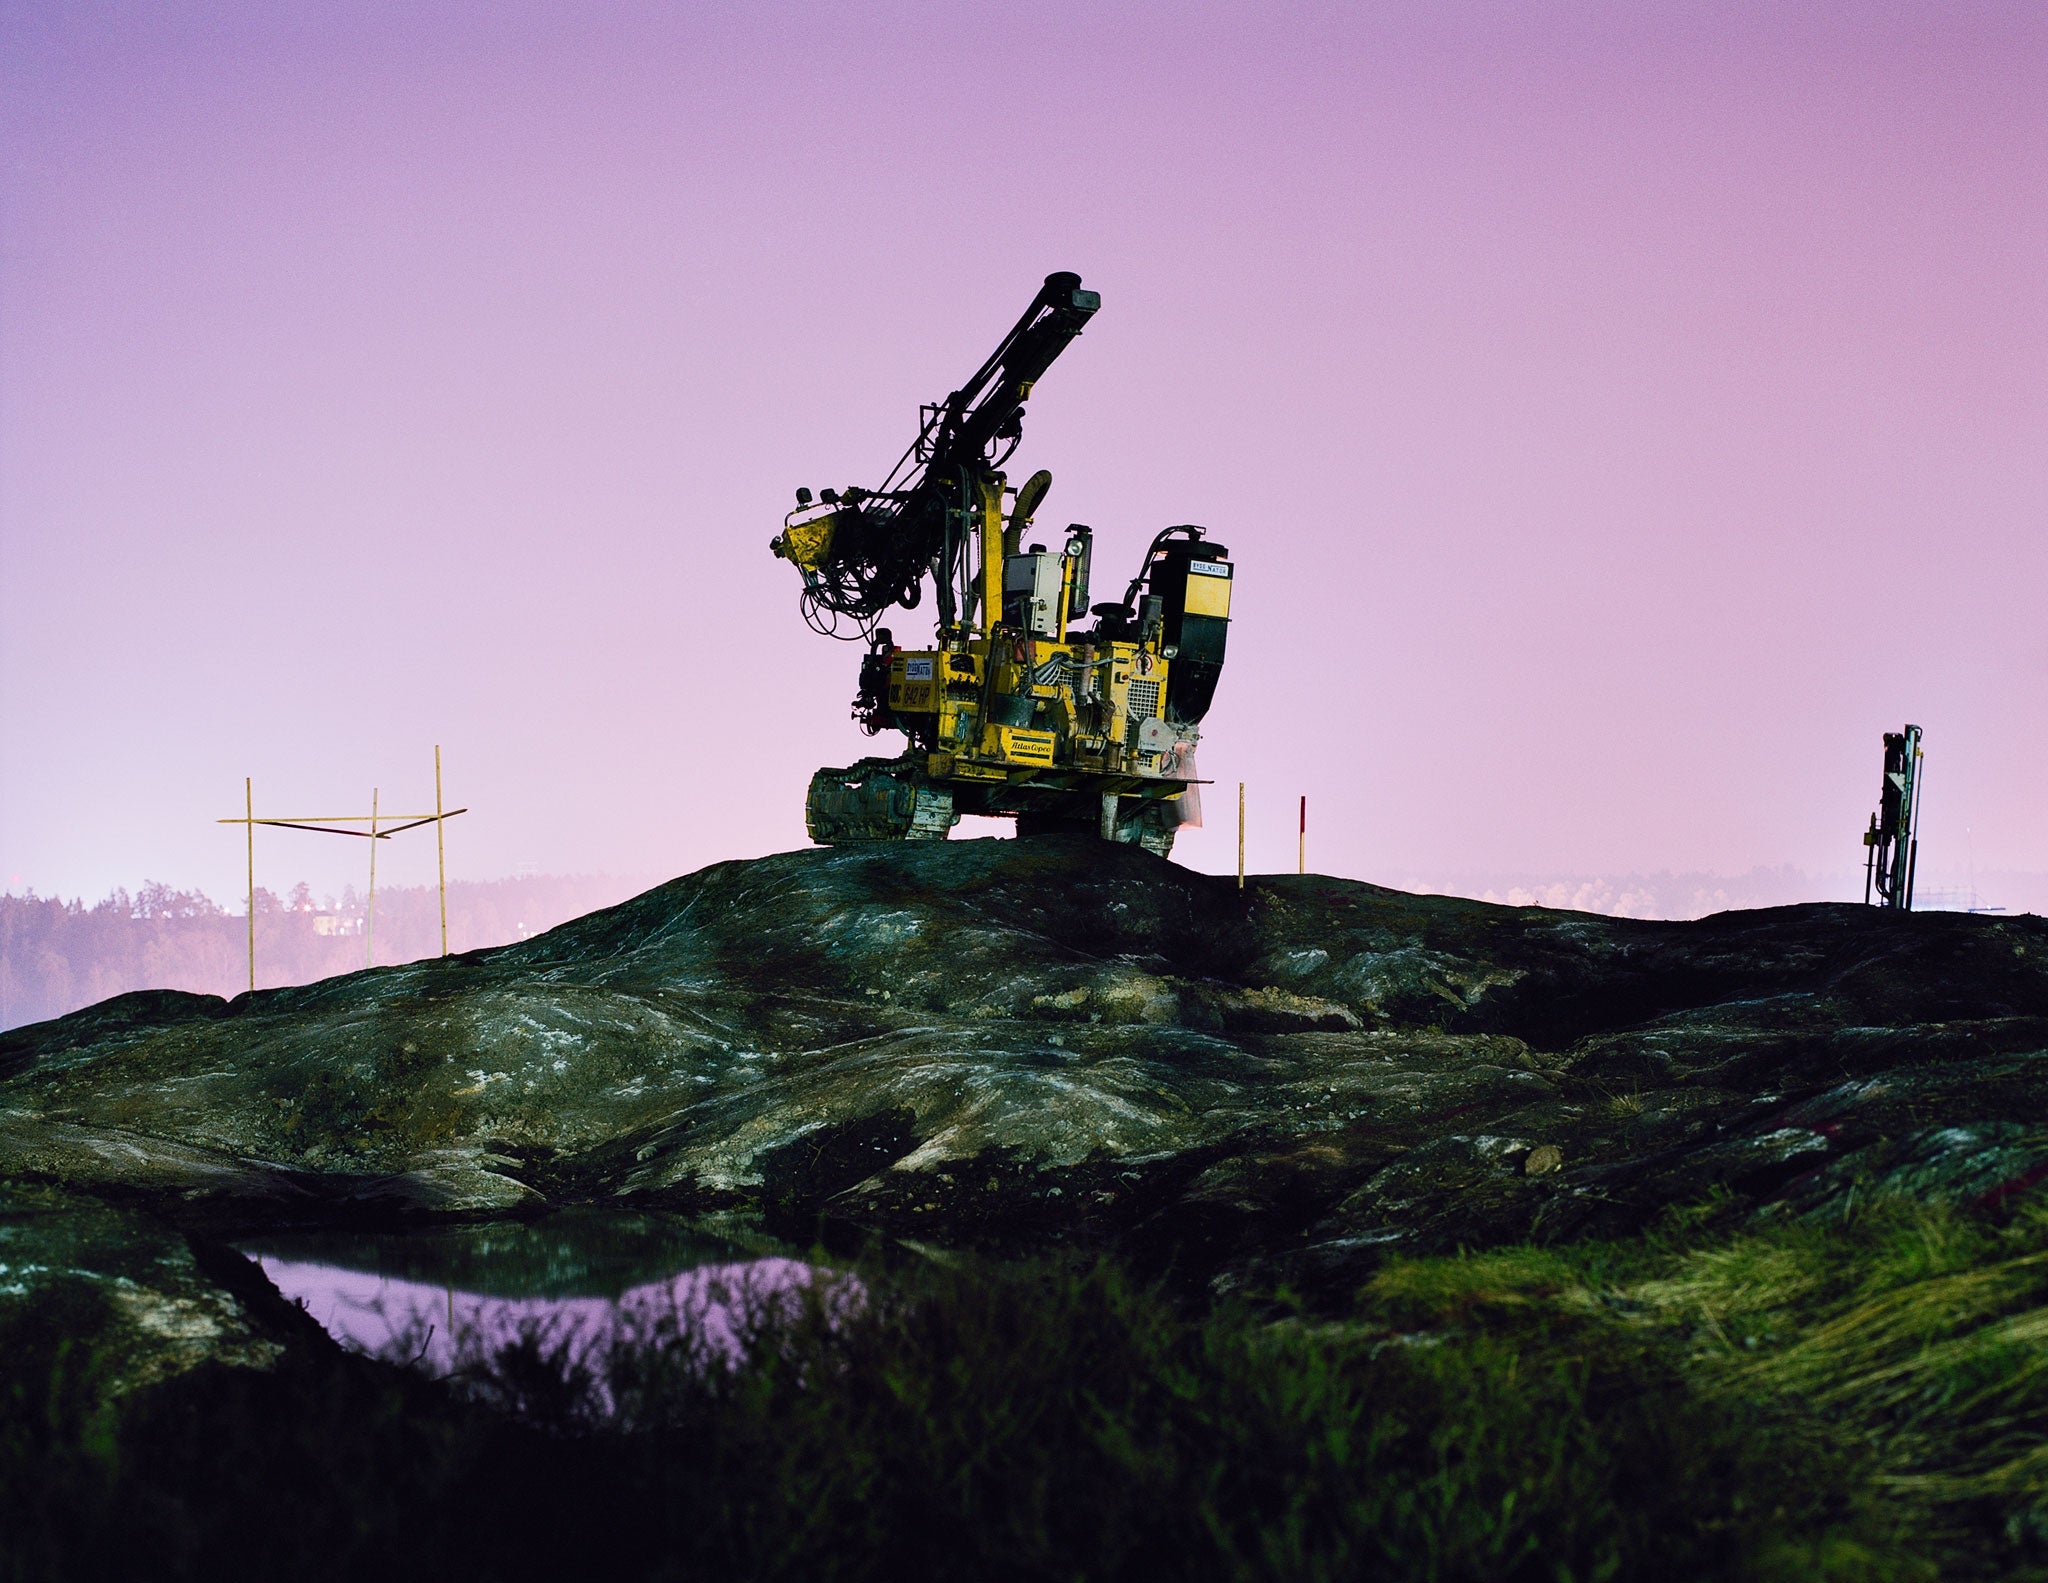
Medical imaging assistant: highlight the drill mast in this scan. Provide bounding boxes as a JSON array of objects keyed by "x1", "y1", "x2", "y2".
[{"x1": 1862, "y1": 724, "x2": 1923, "y2": 909}]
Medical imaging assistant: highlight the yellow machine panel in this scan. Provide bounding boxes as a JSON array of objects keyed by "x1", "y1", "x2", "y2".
[
  {"x1": 1184, "y1": 560, "x2": 1232, "y2": 618},
  {"x1": 887, "y1": 652, "x2": 940, "y2": 714},
  {"x1": 993, "y1": 726, "x2": 1057, "y2": 766}
]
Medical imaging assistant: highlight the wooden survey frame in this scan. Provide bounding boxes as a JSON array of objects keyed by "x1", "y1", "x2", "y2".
[{"x1": 218, "y1": 746, "x2": 467, "y2": 992}]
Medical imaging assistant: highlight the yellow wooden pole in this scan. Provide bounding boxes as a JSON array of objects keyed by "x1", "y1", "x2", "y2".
[
  {"x1": 435, "y1": 745, "x2": 448, "y2": 957},
  {"x1": 366, "y1": 787, "x2": 379, "y2": 969},
  {"x1": 245, "y1": 777, "x2": 255, "y2": 993},
  {"x1": 1237, "y1": 782, "x2": 1245, "y2": 889}
]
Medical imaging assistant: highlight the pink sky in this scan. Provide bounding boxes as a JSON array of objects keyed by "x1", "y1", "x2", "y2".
[{"x1": 3, "y1": 1, "x2": 2044, "y2": 909}]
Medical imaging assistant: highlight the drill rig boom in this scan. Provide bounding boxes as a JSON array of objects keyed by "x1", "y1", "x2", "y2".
[{"x1": 770, "y1": 272, "x2": 1102, "y2": 636}]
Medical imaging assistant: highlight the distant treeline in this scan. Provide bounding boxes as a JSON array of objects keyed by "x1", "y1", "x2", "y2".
[{"x1": 0, "y1": 875, "x2": 652, "y2": 1031}]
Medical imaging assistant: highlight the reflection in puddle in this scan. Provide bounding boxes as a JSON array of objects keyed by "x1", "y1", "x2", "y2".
[
  {"x1": 256, "y1": 1254, "x2": 825, "y2": 1373},
  {"x1": 242, "y1": 1212, "x2": 848, "y2": 1375}
]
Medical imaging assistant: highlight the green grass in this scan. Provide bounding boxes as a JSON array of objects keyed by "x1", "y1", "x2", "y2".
[
  {"x1": 1623, "y1": 1199, "x2": 2048, "y2": 1551},
  {"x1": 7, "y1": 1198, "x2": 2048, "y2": 1581},
  {"x1": 1360, "y1": 1194, "x2": 2048, "y2": 1572}
]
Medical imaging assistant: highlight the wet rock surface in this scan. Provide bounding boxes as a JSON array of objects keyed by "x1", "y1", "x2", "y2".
[
  {"x1": 0, "y1": 1182, "x2": 305, "y2": 1397},
  {"x1": 4, "y1": 836, "x2": 2046, "y2": 1313}
]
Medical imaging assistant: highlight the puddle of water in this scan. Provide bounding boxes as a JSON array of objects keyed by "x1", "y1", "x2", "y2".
[
  {"x1": 240, "y1": 1207, "x2": 760, "y2": 1301},
  {"x1": 241, "y1": 1210, "x2": 846, "y2": 1375}
]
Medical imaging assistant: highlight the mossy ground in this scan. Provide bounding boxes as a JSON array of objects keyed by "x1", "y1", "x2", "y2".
[{"x1": 6, "y1": 1196, "x2": 2048, "y2": 1582}]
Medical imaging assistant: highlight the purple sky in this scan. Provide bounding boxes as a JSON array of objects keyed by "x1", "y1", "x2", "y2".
[{"x1": 4, "y1": 1, "x2": 2044, "y2": 909}]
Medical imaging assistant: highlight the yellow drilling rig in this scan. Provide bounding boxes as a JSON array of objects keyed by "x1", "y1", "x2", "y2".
[{"x1": 769, "y1": 273, "x2": 1235, "y2": 857}]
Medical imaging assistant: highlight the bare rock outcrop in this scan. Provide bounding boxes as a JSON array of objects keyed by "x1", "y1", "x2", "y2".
[{"x1": 4, "y1": 836, "x2": 2045, "y2": 1308}]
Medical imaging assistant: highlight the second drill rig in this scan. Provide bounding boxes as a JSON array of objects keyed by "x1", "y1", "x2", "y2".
[
  {"x1": 1862, "y1": 724, "x2": 1923, "y2": 908},
  {"x1": 769, "y1": 272, "x2": 1234, "y2": 857}
]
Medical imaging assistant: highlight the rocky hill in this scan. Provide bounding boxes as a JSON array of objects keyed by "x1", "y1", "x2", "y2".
[{"x1": 5, "y1": 836, "x2": 2045, "y2": 1328}]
